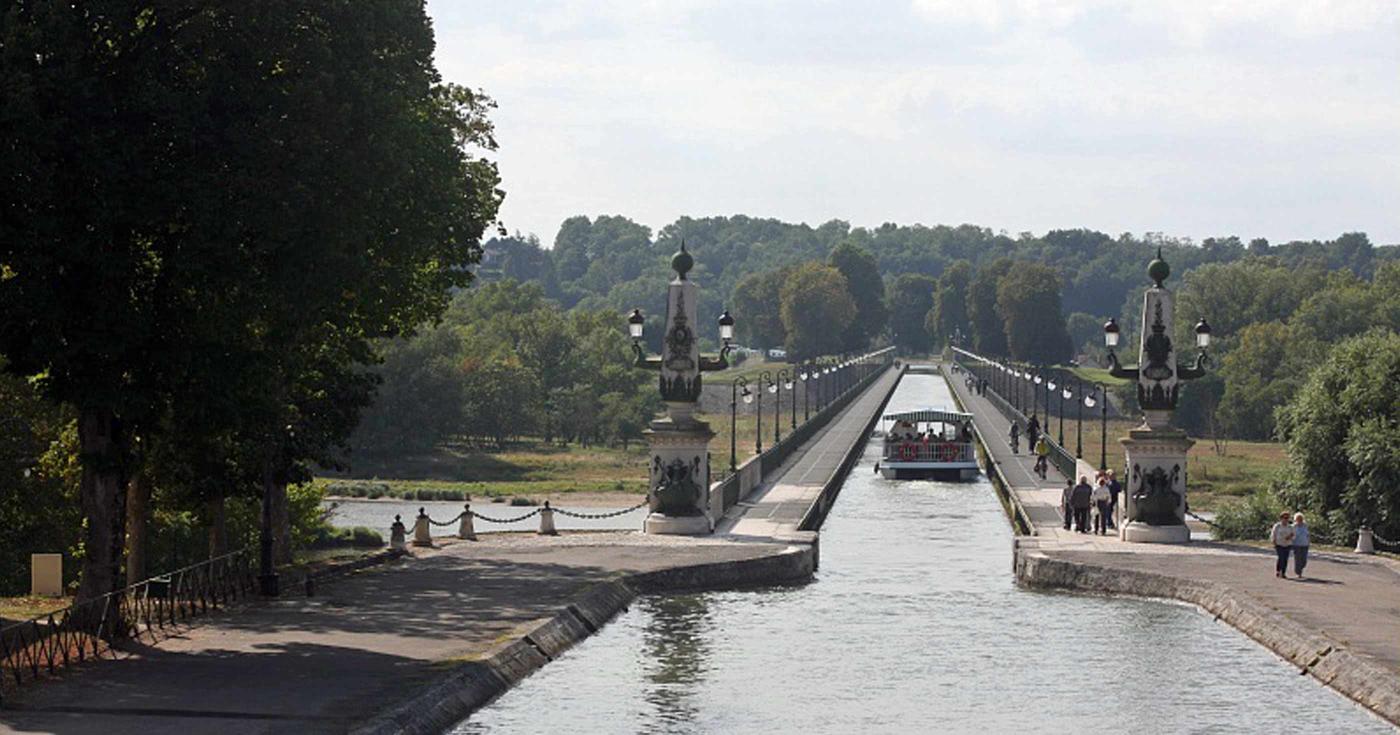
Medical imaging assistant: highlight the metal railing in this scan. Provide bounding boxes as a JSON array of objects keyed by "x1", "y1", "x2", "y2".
[
  {"x1": 0, "y1": 549, "x2": 255, "y2": 702},
  {"x1": 881, "y1": 442, "x2": 976, "y2": 463}
]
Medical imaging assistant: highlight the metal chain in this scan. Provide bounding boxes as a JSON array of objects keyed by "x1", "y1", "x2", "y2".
[
  {"x1": 1368, "y1": 528, "x2": 1400, "y2": 547},
  {"x1": 1184, "y1": 509, "x2": 1221, "y2": 530},
  {"x1": 551, "y1": 500, "x2": 649, "y2": 519},
  {"x1": 469, "y1": 507, "x2": 543, "y2": 524},
  {"x1": 427, "y1": 513, "x2": 464, "y2": 527}
]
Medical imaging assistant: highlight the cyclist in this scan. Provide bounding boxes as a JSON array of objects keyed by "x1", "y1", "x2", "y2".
[{"x1": 1034, "y1": 436, "x2": 1050, "y2": 479}]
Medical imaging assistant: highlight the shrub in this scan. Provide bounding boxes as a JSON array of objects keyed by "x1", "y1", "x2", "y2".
[
  {"x1": 1213, "y1": 488, "x2": 1284, "y2": 541},
  {"x1": 509, "y1": 496, "x2": 537, "y2": 507}
]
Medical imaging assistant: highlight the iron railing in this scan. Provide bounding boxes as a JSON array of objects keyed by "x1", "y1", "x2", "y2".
[
  {"x1": 0, "y1": 548, "x2": 255, "y2": 702},
  {"x1": 882, "y1": 442, "x2": 977, "y2": 463}
]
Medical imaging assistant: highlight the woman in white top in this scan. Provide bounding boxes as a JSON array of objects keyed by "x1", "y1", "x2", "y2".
[
  {"x1": 1292, "y1": 512, "x2": 1310, "y2": 579},
  {"x1": 1270, "y1": 512, "x2": 1296, "y2": 578},
  {"x1": 1091, "y1": 477, "x2": 1112, "y2": 535}
]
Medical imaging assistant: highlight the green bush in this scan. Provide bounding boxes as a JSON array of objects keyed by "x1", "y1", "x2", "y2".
[
  {"x1": 509, "y1": 496, "x2": 537, "y2": 507},
  {"x1": 324, "y1": 481, "x2": 389, "y2": 498},
  {"x1": 308, "y1": 525, "x2": 385, "y2": 549},
  {"x1": 1213, "y1": 488, "x2": 1284, "y2": 541}
]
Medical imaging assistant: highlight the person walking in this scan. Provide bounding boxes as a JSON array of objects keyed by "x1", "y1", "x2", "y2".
[
  {"x1": 1292, "y1": 513, "x2": 1310, "y2": 579},
  {"x1": 1091, "y1": 476, "x2": 1112, "y2": 535},
  {"x1": 1026, "y1": 415, "x2": 1040, "y2": 452},
  {"x1": 1105, "y1": 470, "x2": 1121, "y2": 531},
  {"x1": 1270, "y1": 512, "x2": 1296, "y2": 578},
  {"x1": 1034, "y1": 436, "x2": 1050, "y2": 479},
  {"x1": 1061, "y1": 478, "x2": 1074, "y2": 531},
  {"x1": 1071, "y1": 476, "x2": 1094, "y2": 533},
  {"x1": 1008, "y1": 422, "x2": 1020, "y2": 454}
]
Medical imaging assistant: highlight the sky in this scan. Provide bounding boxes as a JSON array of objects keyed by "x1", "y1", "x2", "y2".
[{"x1": 427, "y1": 0, "x2": 1400, "y2": 247}]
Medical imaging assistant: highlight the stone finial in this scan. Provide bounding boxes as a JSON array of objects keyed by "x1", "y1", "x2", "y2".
[
  {"x1": 1148, "y1": 246, "x2": 1170, "y2": 287},
  {"x1": 671, "y1": 241, "x2": 693, "y2": 280}
]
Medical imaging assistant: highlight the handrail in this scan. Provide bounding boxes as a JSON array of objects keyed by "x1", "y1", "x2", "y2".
[{"x1": 1, "y1": 548, "x2": 255, "y2": 701}]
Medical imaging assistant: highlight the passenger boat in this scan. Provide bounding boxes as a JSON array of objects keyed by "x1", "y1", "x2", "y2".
[{"x1": 876, "y1": 409, "x2": 980, "y2": 480}]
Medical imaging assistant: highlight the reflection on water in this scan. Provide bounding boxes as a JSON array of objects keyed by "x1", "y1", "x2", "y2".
[{"x1": 455, "y1": 376, "x2": 1394, "y2": 734}]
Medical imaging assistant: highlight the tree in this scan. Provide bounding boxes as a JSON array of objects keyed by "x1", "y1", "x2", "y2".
[
  {"x1": 995, "y1": 263, "x2": 1073, "y2": 364},
  {"x1": 1, "y1": 3, "x2": 500, "y2": 598},
  {"x1": 928, "y1": 260, "x2": 973, "y2": 347},
  {"x1": 731, "y1": 267, "x2": 793, "y2": 349},
  {"x1": 828, "y1": 242, "x2": 888, "y2": 350},
  {"x1": 887, "y1": 274, "x2": 939, "y2": 355},
  {"x1": 780, "y1": 264, "x2": 856, "y2": 359},
  {"x1": 968, "y1": 259, "x2": 1014, "y2": 356},
  {"x1": 1275, "y1": 330, "x2": 1400, "y2": 543},
  {"x1": 351, "y1": 327, "x2": 466, "y2": 457}
]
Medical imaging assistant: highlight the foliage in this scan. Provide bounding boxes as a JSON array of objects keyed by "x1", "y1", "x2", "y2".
[
  {"x1": 928, "y1": 260, "x2": 973, "y2": 348},
  {"x1": 996, "y1": 263, "x2": 1073, "y2": 363},
  {"x1": 730, "y1": 267, "x2": 793, "y2": 349},
  {"x1": 1212, "y1": 488, "x2": 1286, "y2": 541},
  {"x1": 828, "y1": 242, "x2": 888, "y2": 351},
  {"x1": 887, "y1": 273, "x2": 939, "y2": 354},
  {"x1": 780, "y1": 264, "x2": 856, "y2": 359},
  {"x1": 1274, "y1": 330, "x2": 1400, "y2": 544},
  {"x1": 968, "y1": 259, "x2": 1014, "y2": 355}
]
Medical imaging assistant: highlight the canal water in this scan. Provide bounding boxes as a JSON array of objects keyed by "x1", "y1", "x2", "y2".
[{"x1": 453, "y1": 374, "x2": 1393, "y2": 734}]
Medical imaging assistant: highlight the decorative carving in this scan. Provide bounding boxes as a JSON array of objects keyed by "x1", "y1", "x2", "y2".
[
  {"x1": 1130, "y1": 463, "x2": 1181, "y2": 525},
  {"x1": 664, "y1": 291, "x2": 697, "y2": 373},
  {"x1": 651, "y1": 456, "x2": 703, "y2": 516}
]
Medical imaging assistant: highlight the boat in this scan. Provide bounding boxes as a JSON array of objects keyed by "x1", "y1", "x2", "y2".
[{"x1": 876, "y1": 409, "x2": 980, "y2": 480}]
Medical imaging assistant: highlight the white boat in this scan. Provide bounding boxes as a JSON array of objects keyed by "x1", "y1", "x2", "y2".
[{"x1": 877, "y1": 409, "x2": 980, "y2": 481}]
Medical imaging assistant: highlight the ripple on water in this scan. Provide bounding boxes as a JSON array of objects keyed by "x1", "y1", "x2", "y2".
[{"x1": 454, "y1": 375, "x2": 1395, "y2": 734}]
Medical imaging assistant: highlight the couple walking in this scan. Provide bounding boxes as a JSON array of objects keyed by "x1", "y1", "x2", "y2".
[{"x1": 1270, "y1": 512, "x2": 1311, "y2": 579}]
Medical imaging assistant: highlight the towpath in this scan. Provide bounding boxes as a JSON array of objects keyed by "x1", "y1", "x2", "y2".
[
  {"x1": 0, "y1": 367, "x2": 900, "y2": 735},
  {"x1": 943, "y1": 362, "x2": 1400, "y2": 720}
]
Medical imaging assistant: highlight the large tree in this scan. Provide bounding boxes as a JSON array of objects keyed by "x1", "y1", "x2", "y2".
[
  {"x1": 731, "y1": 267, "x2": 793, "y2": 350},
  {"x1": 995, "y1": 263, "x2": 1073, "y2": 364},
  {"x1": 828, "y1": 241, "x2": 888, "y2": 351},
  {"x1": 887, "y1": 274, "x2": 939, "y2": 355},
  {"x1": 1275, "y1": 330, "x2": 1400, "y2": 543},
  {"x1": 0, "y1": 2, "x2": 500, "y2": 599},
  {"x1": 968, "y1": 259, "x2": 1014, "y2": 356},
  {"x1": 780, "y1": 264, "x2": 856, "y2": 359},
  {"x1": 927, "y1": 260, "x2": 973, "y2": 347}
]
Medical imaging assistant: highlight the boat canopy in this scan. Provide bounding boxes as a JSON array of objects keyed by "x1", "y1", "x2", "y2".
[{"x1": 882, "y1": 409, "x2": 973, "y2": 424}]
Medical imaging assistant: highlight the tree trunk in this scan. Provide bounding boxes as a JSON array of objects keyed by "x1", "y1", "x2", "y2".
[
  {"x1": 76, "y1": 407, "x2": 127, "y2": 602},
  {"x1": 269, "y1": 478, "x2": 292, "y2": 565},
  {"x1": 207, "y1": 494, "x2": 228, "y2": 558},
  {"x1": 124, "y1": 473, "x2": 150, "y2": 586}
]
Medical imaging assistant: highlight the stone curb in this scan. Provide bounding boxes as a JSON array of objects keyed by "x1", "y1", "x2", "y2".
[
  {"x1": 350, "y1": 544, "x2": 817, "y2": 735},
  {"x1": 1016, "y1": 549, "x2": 1400, "y2": 727}
]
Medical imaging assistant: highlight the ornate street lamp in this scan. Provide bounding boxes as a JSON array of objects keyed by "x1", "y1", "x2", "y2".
[
  {"x1": 1079, "y1": 383, "x2": 1091, "y2": 459},
  {"x1": 1100, "y1": 249, "x2": 1217, "y2": 543},
  {"x1": 1098, "y1": 383, "x2": 1108, "y2": 472},
  {"x1": 1058, "y1": 383, "x2": 1069, "y2": 445},
  {"x1": 784, "y1": 370, "x2": 797, "y2": 429},
  {"x1": 799, "y1": 363, "x2": 812, "y2": 422},
  {"x1": 729, "y1": 377, "x2": 749, "y2": 472}
]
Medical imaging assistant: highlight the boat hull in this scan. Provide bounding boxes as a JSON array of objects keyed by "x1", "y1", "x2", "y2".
[{"x1": 878, "y1": 462, "x2": 980, "y2": 481}]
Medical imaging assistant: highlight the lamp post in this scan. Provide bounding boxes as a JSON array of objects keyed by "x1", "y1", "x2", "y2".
[
  {"x1": 785, "y1": 370, "x2": 797, "y2": 430},
  {"x1": 754, "y1": 372, "x2": 764, "y2": 455},
  {"x1": 1077, "y1": 380, "x2": 1087, "y2": 459},
  {"x1": 626, "y1": 244, "x2": 734, "y2": 535},
  {"x1": 1098, "y1": 383, "x2": 1108, "y2": 471},
  {"x1": 1056, "y1": 382, "x2": 1067, "y2": 445},
  {"x1": 1100, "y1": 248, "x2": 1216, "y2": 543},
  {"x1": 729, "y1": 377, "x2": 750, "y2": 473},
  {"x1": 764, "y1": 370, "x2": 787, "y2": 444},
  {"x1": 1032, "y1": 371, "x2": 1043, "y2": 421},
  {"x1": 799, "y1": 362, "x2": 812, "y2": 422}
]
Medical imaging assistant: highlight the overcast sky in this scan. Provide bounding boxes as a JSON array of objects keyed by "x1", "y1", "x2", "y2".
[{"x1": 427, "y1": 1, "x2": 1400, "y2": 247}]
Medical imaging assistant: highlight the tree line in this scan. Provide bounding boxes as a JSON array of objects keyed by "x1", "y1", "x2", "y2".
[{"x1": 0, "y1": 4, "x2": 501, "y2": 598}]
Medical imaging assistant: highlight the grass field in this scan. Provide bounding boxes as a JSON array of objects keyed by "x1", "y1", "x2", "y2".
[
  {"x1": 1065, "y1": 366, "x2": 1131, "y2": 386},
  {"x1": 0, "y1": 595, "x2": 68, "y2": 622}
]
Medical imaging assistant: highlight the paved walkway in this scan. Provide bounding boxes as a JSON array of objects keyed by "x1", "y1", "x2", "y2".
[
  {"x1": 721, "y1": 367, "x2": 900, "y2": 540},
  {"x1": 944, "y1": 363, "x2": 1400, "y2": 677},
  {"x1": 0, "y1": 368, "x2": 901, "y2": 735}
]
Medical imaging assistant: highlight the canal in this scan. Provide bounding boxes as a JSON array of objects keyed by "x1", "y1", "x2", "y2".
[{"x1": 453, "y1": 374, "x2": 1393, "y2": 733}]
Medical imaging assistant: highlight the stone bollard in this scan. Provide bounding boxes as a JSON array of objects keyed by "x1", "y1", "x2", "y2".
[
  {"x1": 538, "y1": 501, "x2": 557, "y2": 536},
  {"x1": 413, "y1": 507, "x2": 432, "y2": 547},
  {"x1": 390, "y1": 515, "x2": 407, "y2": 551},
  {"x1": 1356, "y1": 527, "x2": 1375, "y2": 555},
  {"x1": 458, "y1": 503, "x2": 477, "y2": 541}
]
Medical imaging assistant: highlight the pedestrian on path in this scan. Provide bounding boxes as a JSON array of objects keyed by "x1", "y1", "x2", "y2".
[
  {"x1": 1009, "y1": 422, "x2": 1020, "y2": 453},
  {"x1": 1026, "y1": 415, "x2": 1040, "y2": 451},
  {"x1": 1270, "y1": 512, "x2": 1296, "y2": 578},
  {"x1": 1071, "y1": 476, "x2": 1094, "y2": 533},
  {"x1": 1062, "y1": 478, "x2": 1074, "y2": 530},
  {"x1": 1292, "y1": 512, "x2": 1310, "y2": 579},
  {"x1": 1091, "y1": 476, "x2": 1112, "y2": 535},
  {"x1": 1106, "y1": 470, "x2": 1121, "y2": 531}
]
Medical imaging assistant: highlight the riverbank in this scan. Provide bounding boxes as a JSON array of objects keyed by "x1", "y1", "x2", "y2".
[
  {"x1": 0, "y1": 364, "x2": 901, "y2": 735},
  {"x1": 945, "y1": 363, "x2": 1400, "y2": 728}
]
